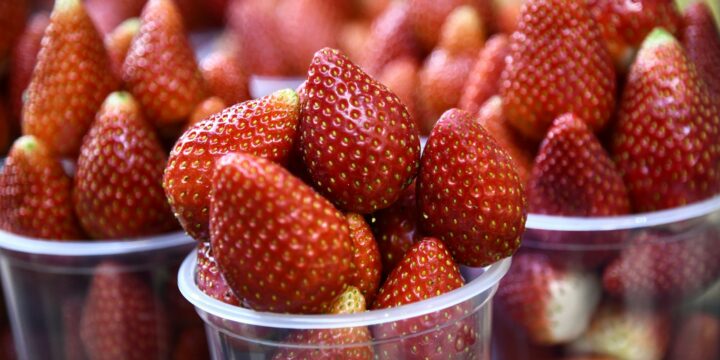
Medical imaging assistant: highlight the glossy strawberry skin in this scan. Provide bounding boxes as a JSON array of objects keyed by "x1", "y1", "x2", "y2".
[
  {"x1": 0, "y1": 136, "x2": 82, "y2": 240},
  {"x1": 196, "y1": 242, "x2": 240, "y2": 306},
  {"x1": 347, "y1": 213, "x2": 382, "y2": 304},
  {"x1": 0, "y1": 0, "x2": 26, "y2": 65},
  {"x1": 105, "y1": 18, "x2": 140, "y2": 83},
  {"x1": 9, "y1": 12, "x2": 48, "y2": 123},
  {"x1": 74, "y1": 92, "x2": 177, "y2": 239},
  {"x1": 418, "y1": 108, "x2": 527, "y2": 267},
  {"x1": 22, "y1": 0, "x2": 119, "y2": 157},
  {"x1": 681, "y1": 1, "x2": 720, "y2": 99},
  {"x1": 459, "y1": 34, "x2": 510, "y2": 115},
  {"x1": 361, "y1": 2, "x2": 419, "y2": 76},
  {"x1": 122, "y1": 0, "x2": 206, "y2": 125},
  {"x1": 210, "y1": 153, "x2": 354, "y2": 314},
  {"x1": 200, "y1": 48, "x2": 250, "y2": 106},
  {"x1": 377, "y1": 57, "x2": 420, "y2": 130},
  {"x1": 500, "y1": 0, "x2": 616, "y2": 141},
  {"x1": 188, "y1": 96, "x2": 226, "y2": 127},
  {"x1": 612, "y1": 30, "x2": 720, "y2": 211},
  {"x1": 164, "y1": 89, "x2": 300, "y2": 242},
  {"x1": 300, "y1": 48, "x2": 421, "y2": 214}
]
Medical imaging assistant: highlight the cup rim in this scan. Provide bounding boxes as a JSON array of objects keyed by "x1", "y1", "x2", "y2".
[
  {"x1": 177, "y1": 250, "x2": 511, "y2": 329},
  {"x1": 524, "y1": 195, "x2": 720, "y2": 232}
]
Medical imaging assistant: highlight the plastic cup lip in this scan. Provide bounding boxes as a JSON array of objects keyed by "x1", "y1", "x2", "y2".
[
  {"x1": 178, "y1": 251, "x2": 511, "y2": 330},
  {"x1": 524, "y1": 194, "x2": 720, "y2": 232}
]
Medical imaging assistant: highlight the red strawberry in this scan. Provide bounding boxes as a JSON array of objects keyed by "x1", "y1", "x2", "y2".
[
  {"x1": 123, "y1": 0, "x2": 206, "y2": 126},
  {"x1": 603, "y1": 231, "x2": 720, "y2": 301},
  {"x1": 200, "y1": 46, "x2": 250, "y2": 106},
  {"x1": 495, "y1": 253, "x2": 602, "y2": 345},
  {"x1": 529, "y1": 113, "x2": 630, "y2": 216},
  {"x1": 85, "y1": 0, "x2": 145, "y2": 34},
  {"x1": 0, "y1": 136, "x2": 82, "y2": 240},
  {"x1": 612, "y1": 29, "x2": 720, "y2": 211},
  {"x1": 74, "y1": 92, "x2": 177, "y2": 239},
  {"x1": 500, "y1": 0, "x2": 616, "y2": 141},
  {"x1": 164, "y1": 89, "x2": 300, "y2": 241},
  {"x1": 418, "y1": 108, "x2": 527, "y2": 267},
  {"x1": 196, "y1": 242, "x2": 239, "y2": 306},
  {"x1": 668, "y1": 312, "x2": 720, "y2": 360},
  {"x1": 105, "y1": 18, "x2": 140, "y2": 83},
  {"x1": 681, "y1": 1, "x2": 720, "y2": 99},
  {"x1": 299, "y1": 48, "x2": 421, "y2": 214},
  {"x1": 0, "y1": 0, "x2": 26, "y2": 70},
  {"x1": 228, "y1": 0, "x2": 289, "y2": 76},
  {"x1": 570, "y1": 303, "x2": 670, "y2": 360},
  {"x1": 361, "y1": 2, "x2": 420, "y2": 76},
  {"x1": 22, "y1": 0, "x2": 119, "y2": 157},
  {"x1": 271, "y1": 286, "x2": 373, "y2": 359},
  {"x1": 347, "y1": 213, "x2": 382, "y2": 304},
  {"x1": 187, "y1": 96, "x2": 226, "y2": 127},
  {"x1": 369, "y1": 181, "x2": 420, "y2": 275},
  {"x1": 80, "y1": 262, "x2": 170, "y2": 360},
  {"x1": 9, "y1": 12, "x2": 48, "y2": 123},
  {"x1": 210, "y1": 153, "x2": 353, "y2": 314},
  {"x1": 377, "y1": 57, "x2": 420, "y2": 129},
  {"x1": 458, "y1": 34, "x2": 510, "y2": 115},
  {"x1": 407, "y1": 0, "x2": 480, "y2": 51},
  {"x1": 372, "y1": 238, "x2": 478, "y2": 359}
]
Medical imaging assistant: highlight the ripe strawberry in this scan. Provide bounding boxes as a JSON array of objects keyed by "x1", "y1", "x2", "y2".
[
  {"x1": 164, "y1": 89, "x2": 300, "y2": 241},
  {"x1": 0, "y1": 136, "x2": 82, "y2": 240},
  {"x1": 495, "y1": 253, "x2": 602, "y2": 345},
  {"x1": 529, "y1": 113, "x2": 630, "y2": 216},
  {"x1": 378, "y1": 57, "x2": 420, "y2": 129},
  {"x1": 347, "y1": 213, "x2": 382, "y2": 304},
  {"x1": 500, "y1": 0, "x2": 616, "y2": 141},
  {"x1": 22, "y1": 0, "x2": 119, "y2": 157},
  {"x1": 123, "y1": 0, "x2": 206, "y2": 125},
  {"x1": 200, "y1": 46, "x2": 250, "y2": 106},
  {"x1": 681, "y1": 1, "x2": 720, "y2": 99},
  {"x1": 188, "y1": 96, "x2": 226, "y2": 127},
  {"x1": 603, "y1": 231, "x2": 720, "y2": 301},
  {"x1": 570, "y1": 304, "x2": 670, "y2": 360},
  {"x1": 338, "y1": 20, "x2": 371, "y2": 65},
  {"x1": 85, "y1": 0, "x2": 145, "y2": 34},
  {"x1": 407, "y1": 0, "x2": 484, "y2": 51},
  {"x1": 80, "y1": 262, "x2": 170, "y2": 360},
  {"x1": 668, "y1": 312, "x2": 720, "y2": 360},
  {"x1": 418, "y1": 6, "x2": 483, "y2": 134},
  {"x1": 418, "y1": 108, "x2": 527, "y2": 267},
  {"x1": 612, "y1": 29, "x2": 720, "y2": 211},
  {"x1": 228, "y1": 0, "x2": 289, "y2": 76},
  {"x1": 0, "y1": 0, "x2": 26, "y2": 70},
  {"x1": 361, "y1": 2, "x2": 420, "y2": 76},
  {"x1": 196, "y1": 242, "x2": 239, "y2": 306},
  {"x1": 210, "y1": 153, "x2": 353, "y2": 314},
  {"x1": 477, "y1": 96, "x2": 534, "y2": 185},
  {"x1": 74, "y1": 92, "x2": 177, "y2": 239},
  {"x1": 299, "y1": 48, "x2": 421, "y2": 214},
  {"x1": 458, "y1": 34, "x2": 510, "y2": 115},
  {"x1": 105, "y1": 18, "x2": 140, "y2": 82},
  {"x1": 9, "y1": 12, "x2": 48, "y2": 123},
  {"x1": 271, "y1": 286, "x2": 373, "y2": 360}
]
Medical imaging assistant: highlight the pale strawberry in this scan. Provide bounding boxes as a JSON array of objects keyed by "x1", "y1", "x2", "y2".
[
  {"x1": 105, "y1": 18, "x2": 140, "y2": 82},
  {"x1": 347, "y1": 213, "x2": 382, "y2": 304},
  {"x1": 458, "y1": 34, "x2": 510, "y2": 115}
]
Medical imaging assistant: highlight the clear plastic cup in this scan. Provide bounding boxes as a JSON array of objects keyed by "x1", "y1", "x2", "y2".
[
  {"x1": 0, "y1": 230, "x2": 202, "y2": 360},
  {"x1": 178, "y1": 249, "x2": 511, "y2": 359},
  {"x1": 493, "y1": 195, "x2": 720, "y2": 360}
]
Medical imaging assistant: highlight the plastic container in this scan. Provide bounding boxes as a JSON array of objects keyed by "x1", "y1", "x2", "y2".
[
  {"x1": 249, "y1": 76, "x2": 305, "y2": 99},
  {"x1": 178, "y1": 250, "x2": 511, "y2": 359},
  {"x1": 493, "y1": 195, "x2": 720, "y2": 360},
  {"x1": 0, "y1": 230, "x2": 202, "y2": 360}
]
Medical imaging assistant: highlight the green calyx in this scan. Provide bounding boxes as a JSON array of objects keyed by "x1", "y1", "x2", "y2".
[
  {"x1": 15, "y1": 135, "x2": 39, "y2": 153},
  {"x1": 271, "y1": 88, "x2": 300, "y2": 107},
  {"x1": 54, "y1": 0, "x2": 81, "y2": 13},
  {"x1": 103, "y1": 91, "x2": 139, "y2": 112}
]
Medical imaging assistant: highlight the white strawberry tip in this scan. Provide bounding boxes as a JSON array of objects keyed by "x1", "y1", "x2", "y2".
[{"x1": 545, "y1": 271, "x2": 601, "y2": 343}]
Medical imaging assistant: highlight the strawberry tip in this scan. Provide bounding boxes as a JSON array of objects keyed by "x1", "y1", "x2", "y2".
[
  {"x1": 271, "y1": 88, "x2": 299, "y2": 107},
  {"x1": 641, "y1": 27, "x2": 678, "y2": 50},
  {"x1": 53, "y1": 0, "x2": 81, "y2": 13},
  {"x1": 116, "y1": 18, "x2": 141, "y2": 33},
  {"x1": 14, "y1": 135, "x2": 39, "y2": 153}
]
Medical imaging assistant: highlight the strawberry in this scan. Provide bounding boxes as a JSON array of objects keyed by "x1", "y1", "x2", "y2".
[
  {"x1": 369, "y1": 181, "x2": 420, "y2": 275},
  {"x1": 62, "y1": 297, "x2": 88, "y2": 360},
  {"x1": 196, "y1": 242, "x2": 239, "y2": 306},
  {"x1": 299, "y1": 48, "x2": 421, "y2": 214},
  {"x1": 210, "y1": 153, "x2": 353, "y2": 314},
  {"x1": 228, "y1": 0, "x2": 289, "y2": 76},
  {"x1": 74, "y1": 92, "x2": 177, "y2": 239},
  {"x1": 681, "y1": 1, "x2": 720, "y2": 99},
  {"x1": 187, "y1": 96, "x2": 226, "y2": 127},
  {"x1": 529, "y1": 113, "x2": 630, "y2": 216},
  {"x1": 85, "y1": 0, "x2": 145, "y2": 34},
  {"x1": 338, "y1": 20, "x2": 371, "y2": 65},
  {"x1": 372, "y1": 238, "x2": 478, "y2": 359},
  {"x1": 495, "y1": 253, "x2": 601, "y2": 345},
  {"x1": 123, "y1": 0, "x2": 206, "y2": 126},
  {"x1": 476, "y1": 96, "x2": 535, "y2": 185},
  {"x1": 494, "y1": 0, "x2": 524, "y2": 33},
  {"x1": 356, "y1": 0, "x2": 391, "y2": 20},
  {"x1": 361, "y1": 2, "x2": 420, "y2": 76},
  {"x1": 668, "y1": 312, "x2": 720, "y2": 360},
  {"x1": 500, "y1": 0, "x2": 616, "y2": 141},
  {"x1": 407, "y1": 0, "x2": 479, "y2": 51},
  {"x1": 570, "y1": 303, "x2": 670, "y2": 360},
  {"x1": 418, "y1": 108, "x2": 527, "y2": 267},
  {"x1": 0, "y1": 136, "x2": 82, "y2": 240},
  {"x1": 9, "y1": 12, "x2": 48, "y2": 123},
  {"x1": 105, "y1": 18, "x2": 140, "y2": 83},
  {"x1": 22, "y1": 0, "x2": 119, "y2": 157},
  {"x1": 602, "y1": 231, "x2": 720, "y2": 301},
  {"x1": 347, "y1": 213, "x2": 382, "y2": 304},
  {"x1": 164, "y1": 89, "x2": 300, "y2": 241},
  {"x1": 0, "y1": 0, "x2": 26, "y2": 70},
  {"x1": 612, "y1": 29, "x2": 720, "y2": 211},
  {"x1": 417, "y1": 6, "x2": 484, "y2": 134},
  {"x1": 377, "y1": 57, "x2": 420, "y2": 129},
  {"x1": 458, "y1": 34, "x2": 510, "y2": 115},
  {"x1": 80, "y1": 262, "x2": 170, "y2": 360},
  {"x1": 200, "y1": 46, "x2": 250, "y2": 106},
  {"x1": 0, "y1": 101, "x2": 10, "y2": 155},
  {"x1": 271, "y1": 286, "x2": 373, "y2": 359}
]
